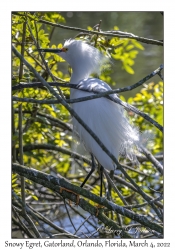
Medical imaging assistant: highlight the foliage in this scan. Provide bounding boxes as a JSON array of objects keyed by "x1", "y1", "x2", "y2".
[
  {"x1": 12, "y1": 12, "x2": 163, "y2": 239},
  {"x1": 127, "y1": 81, "x2": 163, "y2": 154}
]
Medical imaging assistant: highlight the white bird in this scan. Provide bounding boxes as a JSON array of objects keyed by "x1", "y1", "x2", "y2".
[{"x1": 40, "y1": 39, "x2": 142, "y2": 188}]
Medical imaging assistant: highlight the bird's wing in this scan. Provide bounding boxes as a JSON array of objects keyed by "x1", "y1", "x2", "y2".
[
  {"x1": 77, "y1": 77, "x2": 114, "y2": 93},
  {"x1": 76, "y1": 78, "x2": 135, "y2": 111},
  {"x1": 76, "y1": 77, "x2": 127, "y2": 109}
]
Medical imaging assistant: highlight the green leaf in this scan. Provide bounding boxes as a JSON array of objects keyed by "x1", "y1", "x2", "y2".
[
  {"x1": 132, "y1": 39, "x2": 145, "y2": 50},
  {"x1": 123, "y1": 64, "x2": 134, "y2": 74},
  {"x1": 32, "y1": 195, "x2": 38, "y2": 201},
  {"x1": 129, "y1": 50, "x2": 139, "y2": 59},
  {"x1": 126, "y1": 44, "x2": 134, "y2": 51},
  {"x1": 12, "y1": 178, "x2": 18, "y2": 184}
]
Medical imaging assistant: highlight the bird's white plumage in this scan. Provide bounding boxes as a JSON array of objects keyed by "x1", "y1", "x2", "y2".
[{"x1": 58, "y1": 39, "x2": 141, "y2": 170}]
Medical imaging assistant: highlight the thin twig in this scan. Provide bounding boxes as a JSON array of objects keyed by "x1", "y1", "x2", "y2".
[
  {"x1": 12, "y1": 206, "x2": 35, "y2": 238},
  {"x1": 103, "y1": 168, "x2": 128, "y2": 206},
  {"x1": 28, "y1": 19, "x2": 65, "y2": 99},
  {"x1": 65, "y1": 203, "x2": 97, "y2": 230},
  {"x1": 124, "y1": 195, "x2": 163, "y2": 209},
  {"x1": 12, "y1": 191, "x2": 42, "y2": 238},
  {"x1": 119, "y1": 163, "x2": 149, "y2": 177},
  {"x1": 37, "y1": 19, "x2": 163, "y2": 46},
  {"x1": 14, "y1": 109, "x2": 73, "y2": 132},
  {"x1": 74, "y1": 215, "x2": 92, "y2": 235},
  {"x1": 12, "y1": 12, "x2": 163, "y2": 46},
  {"x1": 64, "y1": 199, "x2": 77, "y2": 231},
  {"x1": 18, "y1": 105, "x2": 26, "y2": 213},
  {"x1": 94, "y1": 20, "x2": 102, "y2": 47},
  {"x1": 18, "y1": 143, "x2": 91, "y2": 165},
  {"x1": 12, "y1": 64, "x2": 163, "y2": 93},
  {"x1": 140, "y1": 146, "x2": 163, "y2": 174},
  {"x1": 14, "y1": 196, "x2": 67, "y2": 238},
  {"x1": 12, "y1": 105, "x2": 16, "y2": 162},
  {"x1": 136, "y1": 154, "x2": 163, "y2": 163}
]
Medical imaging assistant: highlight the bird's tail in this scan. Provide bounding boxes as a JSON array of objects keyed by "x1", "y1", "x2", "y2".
[
  {"x1": 119, "y1": 121, "x2": 154, "y2": 165},
  {"x1": 108, "y1": 93, "x2": 154, "y2": 164}
]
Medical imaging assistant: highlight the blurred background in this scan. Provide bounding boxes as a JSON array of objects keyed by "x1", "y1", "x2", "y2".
[{"x1": 49, "y1": 12, "x2": 163, "y2": 98}]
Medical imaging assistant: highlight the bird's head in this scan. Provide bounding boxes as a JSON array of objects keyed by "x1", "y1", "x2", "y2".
[{"x1": 39, "y1": 39, "x2": 109, "y2": 79}]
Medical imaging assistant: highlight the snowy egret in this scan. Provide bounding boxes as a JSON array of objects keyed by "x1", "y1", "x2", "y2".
[{"x1": 40, "y1": 39, "x2": 142, "y2": 189}]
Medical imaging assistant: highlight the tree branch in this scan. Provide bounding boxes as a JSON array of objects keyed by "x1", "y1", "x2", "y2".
[
  {"x1": 22, "y1": 110, "x2": 73, "y2": 132},
  {"x1": 140, "y1": 146, "x2": 163, "y2": 174},
  {"x1": 12, "y1": 64, "x2": 163, "y2": 133},
  {"x1": 15, "y1": 142, "x2": 163, "y2": 210},
  {"x1": 37, "y1": 19, "x2": 163, "y2": 46},
  {"x1": 16, "y1": 143, "x2": 161, "y2": 179},
  {"x1": 12, "y1": 64, "x2": 163, "y2": 93},
  {"x1": 12, "y1": 163, "x2": 163, "y2": 235},
  {"x1": 17, "y1": 143, "x2": 91, "y2": 165},
  {"x1": 12, "y1": 92, "x2": 163, "y2": 133},
  {"x1": 27, "y1": 19, "x2": 65, "y2": 100}
]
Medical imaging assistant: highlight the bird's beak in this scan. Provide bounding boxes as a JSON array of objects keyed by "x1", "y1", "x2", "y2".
[{"x1": 38, "y1": 48, "x2": 62, "y2": 54}]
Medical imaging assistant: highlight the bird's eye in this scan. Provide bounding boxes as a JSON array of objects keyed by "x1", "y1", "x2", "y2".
[{"x1": 62, "y1": 47, "x2": 68, "y2": 52}]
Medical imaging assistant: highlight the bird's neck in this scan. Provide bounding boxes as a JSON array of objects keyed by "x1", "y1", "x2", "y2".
[{"x1": 70, "y1": 69, "x2": 90, "y2": 85}]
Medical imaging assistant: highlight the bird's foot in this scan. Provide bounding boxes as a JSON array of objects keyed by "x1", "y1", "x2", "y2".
[
  {"x1": 95, "y1": 204, "x2": 105, "y2": 216},
  {"x1": 60, "y1": 187, "x2": 80, "y2": 205}
]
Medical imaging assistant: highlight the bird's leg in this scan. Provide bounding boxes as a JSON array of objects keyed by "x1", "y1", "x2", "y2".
[
  {"x1": 80, "y1": 154, "x2": 96, "y2": 188},
  {"x1": 107, "y1": 169, "x2": 114, "y2": 201},
  {"x1": 100, "y1": 165, "x2": 104, "y2": 197},
  {"x1": 60, "y1": 154, "x2": 96, "y2": 206},
  {"x1": 96, "y1": 165, "x2": 105, "y2": 217},
  {"x1": 79, "y1": 155, "x2": 105, "y2": 216}
]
